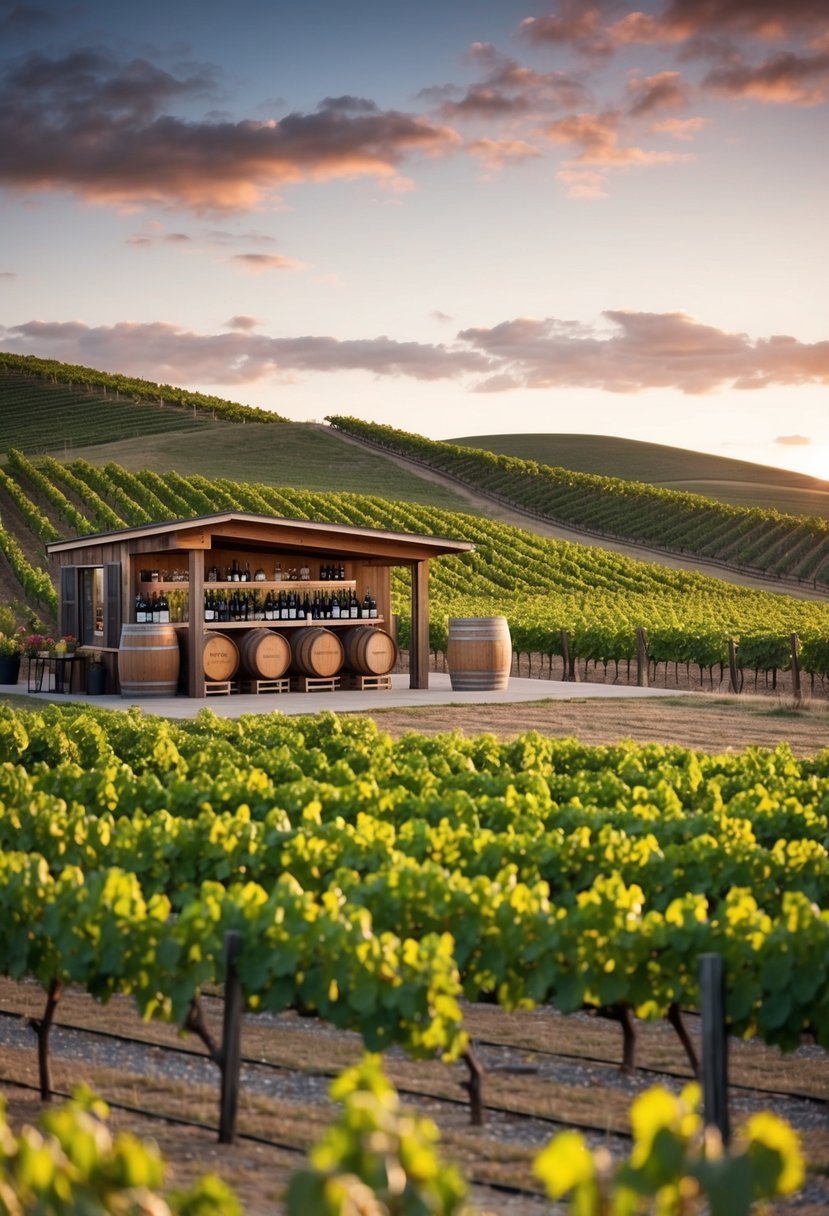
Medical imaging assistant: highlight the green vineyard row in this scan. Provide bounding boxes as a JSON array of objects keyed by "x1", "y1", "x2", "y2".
[
  {"x1": 0, "y1": 353, "x2": 289, "y2": 437},
  {"x1": 326, "y1": 416, "x2": 829, "y2": 588},
  {"x1": 0, "y1": 704, "x2": 826, "y2": 1056},
  {"x1": 3, "y1": 457, "x2": 829, "y2": 675}
]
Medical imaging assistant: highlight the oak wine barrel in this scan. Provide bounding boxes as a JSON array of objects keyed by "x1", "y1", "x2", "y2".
[
  {"x1": 119, "y1": 623, "x2": 180, "y2": 697},
  {"x1": 238, "y1": 629, "x2": 291, "y2": 679},
  {"x1": 447, "y1": 616, "x2": 511, "y2": 691},
  {"x1": 291, "y1": 627, "x2": 344, "y2": 678},
  {"x1": 342, "y1": 626, "x2": 397, "y2": 676},
  {"x1": 203, "y1": 631, "x2": 239, "y2": 681}
]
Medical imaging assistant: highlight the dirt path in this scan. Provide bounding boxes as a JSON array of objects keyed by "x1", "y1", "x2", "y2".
[
  {"x1": 329, "y1": 428, "x2": 829, "y2": 601},
  {"x1": 357, "y1": 694, "x2": 829, "y2": 755}
]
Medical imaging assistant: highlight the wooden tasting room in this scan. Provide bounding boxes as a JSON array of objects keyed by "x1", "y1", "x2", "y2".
[{"x1": 46, "y1": 512, "x2": 474, "y2": 698}]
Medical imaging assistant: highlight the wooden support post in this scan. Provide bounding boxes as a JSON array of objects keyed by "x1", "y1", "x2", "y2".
[
  {"x1": 790, "y1": 633, "x2": 802, "y2": 705},
  {"x1": 636, "y1": 626, "x2": 649, "y2": 688},
  {"x1": 410, "y1": 560, "x2": 429, "y2": 689},
  {"x1": 188, "y1": 547, "x2": 205, "y2": 698},
  {"x1": 728, "y1": 639, "x2": 740, "y2": 695},
  {"x1": 219, "y1": 930, "x2": 243, "y2": 1145},
  {"x1": 700, "y1": 953, "x2": 730, "y2": 1147}
]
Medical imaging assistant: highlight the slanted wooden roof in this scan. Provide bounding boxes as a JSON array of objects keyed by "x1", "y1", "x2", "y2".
[{"x1": 46, "y1": 511, "x2": 474, "y2": 562}]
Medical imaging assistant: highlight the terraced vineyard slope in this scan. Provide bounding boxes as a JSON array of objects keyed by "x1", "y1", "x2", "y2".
[
  {"x1": 0, "y1": 353, "x2": 288, "y2": 452},
  {"x1": 329, "y1": 416, "x2": 829, "y2": 590},
  {"x1": 450, "y1": 431, "x2": 829, "y2": 519}
]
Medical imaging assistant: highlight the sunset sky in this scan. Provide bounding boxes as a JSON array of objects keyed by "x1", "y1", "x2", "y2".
[{"x1": 1, "y1": 0, "x2": 827, "y2": 478}]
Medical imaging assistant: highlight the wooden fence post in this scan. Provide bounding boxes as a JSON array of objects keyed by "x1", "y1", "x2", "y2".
[
  {"x1": 636, "y1": 627, "x2": 649, "y2": 688},
  {"x1": 219, "y1": 930, "x2": 243, "y2": 1145},
  {"x1": 728, "y1": 640, "x2": 740, "y2": 694},
  {"x1": 560, "y1": 629, "x2": 579, "y2": 682},
  {"x1": 790, "y1": 633, "x2": 802, "y2": 705},
  {"x1": 699, "y1": 953, "x2": 729, "y2": 1147}
]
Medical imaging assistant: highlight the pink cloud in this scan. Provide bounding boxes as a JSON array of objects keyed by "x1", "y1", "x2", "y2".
[
  {"x1": 126, "y1": 226, "x2": 191, "y2": 246},
  {"x1": 521, "y1": 4, "x2": 616, "y2": 58},
  {"x1": 2, "y1": 310, "x2": 827, "y2": 398},
  {"x1": 0, "y1": 51, "x2": 461, "y2": 214},
  {"x1": 648, "y1": 0, "x2": 827, "y2": 42},
  {"x1": 457, "y1": 310, "x2": 829, "y2": 394},
  {"x1": 546, "y1": 110, "x2": 693, "y2": 167},
  {"x1": 775, "y1": 434, "x2": 812, "y2": 445},
  {"x1": 704, "y1": 50, "x2": 829, "y2": 104},
  {"x1": 626, "y1": 70, "x2": 692, "y2": 115},
  {"x1": 434, "y1": 42, "x2": 589, "y2": 119},
  {"x1": 225, "y1": 315, "x2": 261, "y2": 331},
  {"x1": 467, "y1": 137, "x2": 542, "y2": 171},
  {"x1": 0, "y1": 319, "x2": 492, "y2": 384},
  {"x1": 523, "y1": 1, "x2": 829, "y2": 58},
  {"x1": 650, "y1": 115, "x2": 711, "y2": 138},
  {"x1": 230, "y1": 253, "x2": 304, "y2": 272},
  {"x1": 555, "y1": 166, "x2": 608, "y2": 198}
]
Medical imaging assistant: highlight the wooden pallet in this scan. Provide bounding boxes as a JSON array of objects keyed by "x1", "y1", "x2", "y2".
[
  {"x1": 340, "y1": 672, "x2": 393, "y2": 691},
  {"x1": 239, "y1": 677, "x2": 291, "y2": 695},
  {"x1": 204, "y1": 679, "x2": 239, "y2": 696},
  {"x1": 290, "y1": 675, "x2": 341, "y2": 693}
]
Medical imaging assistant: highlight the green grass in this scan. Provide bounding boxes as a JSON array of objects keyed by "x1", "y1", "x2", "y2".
[
  {"x1": 449, "y1": 432, "x2": 829, "y2": 519},
  {"x1": 40, "y1": 424, "x2": 472, "y2": 509}
]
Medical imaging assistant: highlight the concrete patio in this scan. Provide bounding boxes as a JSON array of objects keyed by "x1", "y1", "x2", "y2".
[{"x1": 0, "y1": 670, "x2": 685, "y2": 720}]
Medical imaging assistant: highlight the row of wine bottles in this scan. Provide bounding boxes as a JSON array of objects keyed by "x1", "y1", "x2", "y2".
[
  {"x1": 204, "y1": 588, "x2": 378, "y2": 623},
  {"x1": 135, "y1": 591, "x2": 178, "y2": 624},
  {"x1": 204, "y1": 560, "x2": 349, "y2": 583}
]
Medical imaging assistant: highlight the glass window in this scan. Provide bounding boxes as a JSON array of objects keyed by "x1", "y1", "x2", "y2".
[{"x1": 80, "y1": 567, "x2": 104, "y2": 645}]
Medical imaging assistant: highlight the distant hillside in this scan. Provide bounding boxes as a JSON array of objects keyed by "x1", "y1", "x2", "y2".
[
  {"x1": 330, "y1": 415, "x2": 829, "y2": 589},
  {"x1": 449, "y1": 432, "x2": 829, "y2": 520},
  {"x1": 36, "y1": 423, "x2": 470, "y2": 510},
  {"x1": 0, "y1": 353, "x2": 288, "y2": 452}
]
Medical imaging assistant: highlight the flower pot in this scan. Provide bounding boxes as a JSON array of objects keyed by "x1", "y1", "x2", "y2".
[
  {"x1": 86, "y1": 664, "x2": 107, "y2": 696},
  {"x1": 0, "y1": 655, "x2": 21, "y2": 685}
]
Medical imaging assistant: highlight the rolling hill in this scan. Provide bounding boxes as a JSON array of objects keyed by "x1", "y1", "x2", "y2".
[
  {"x1": 329, "y1": 416, "x2": 829, "y2": 590},
  {"x1": 448, "y1": 433, "x2": 829, "y2": 520}
]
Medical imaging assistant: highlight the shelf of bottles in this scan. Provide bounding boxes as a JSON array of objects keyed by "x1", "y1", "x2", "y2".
[
  {"x1": 204, "y1": 585, "x2": 379, "y2": 627},
  {"x1": 133, "y1": 560, "x2": 381, "y2": 627}
]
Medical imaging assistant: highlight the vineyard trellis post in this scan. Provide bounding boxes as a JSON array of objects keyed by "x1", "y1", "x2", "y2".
[
  {"x1": 728, "y1": 640, "x2": 741, "y2": 695},
  {"x1": 219, "y1": 930, "x2": 243, "y2": 1145},
  {"x1": 636, "y1": 627, "x2": 649, "y2": 688},
  {"x1": 700, "y1": 952, "x2": 730, "y2": 1147},
  {"x1": 560, "y1": 629, "x2": 578, "y2": 682},
  {"x1": 790, "y1": 633, "x2": 802, "y2": 705}
]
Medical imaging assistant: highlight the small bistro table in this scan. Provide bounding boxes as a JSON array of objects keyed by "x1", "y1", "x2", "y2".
[{"x1": 26, "y1": 652, "x2": 86, "y2": 694}]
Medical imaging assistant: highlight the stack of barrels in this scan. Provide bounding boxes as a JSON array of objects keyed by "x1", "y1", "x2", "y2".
[
  {"x1": 204, "y1": 625, "x2": 397, "y2": 685},
  {"x1": 119, "y1": 624, "x2": 398, "y2": 694}
]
